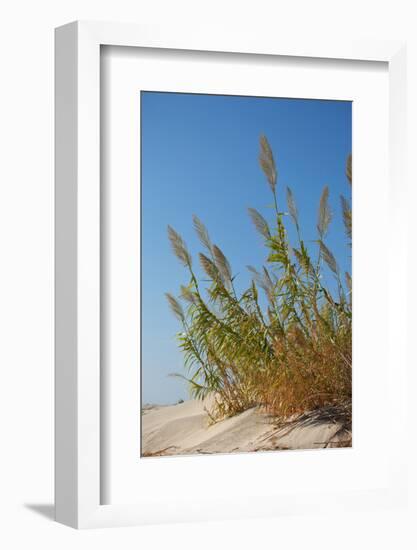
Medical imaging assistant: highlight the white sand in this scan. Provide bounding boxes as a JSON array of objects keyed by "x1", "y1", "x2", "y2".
[{"x1": 141, "y1": 398, "x2": 350, "y2": 456}]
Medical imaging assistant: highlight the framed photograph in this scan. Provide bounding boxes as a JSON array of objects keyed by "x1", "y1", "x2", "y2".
[
  {"x1": 55, "y1": 21, "x2": 407, "y2": 528},
  {"x1": 140, "y1": 91, "x2": 353, "y2": 458}
]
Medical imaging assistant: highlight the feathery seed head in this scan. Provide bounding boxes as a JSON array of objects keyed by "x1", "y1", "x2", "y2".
[
  {"x1": 165, "y1": 292, "x2": 185, "y2": 322},
  {"x1": 317, "y1": 186, "x2": 332, "y2": 239},
  {"x1": 319, "y1": 240, "x2": 339, "y2": 275},
  {"x1": 192, "y1": 215, "x2": 213, "y2": 253},
  {"x1": 259, "y1": 135, "x2": 277, "y2": 192},
  {"x1": 345, "y1": 272, "x2": 352, "y2": 294},
  {"x1": 199, "y1": 253, "x2": 219, "y2": 281},
  {"x1": 340, "y1": 195, "x2": 352, "y2": 241},
  {"x1": 212, "y1": 244, "x2": 232, "y2": 285},
  {"x1": 346, "y1": 154, "x2": 352, "y2": 185},
  {"x1": 248, "y1": 207, "x2": 271, "y2": 240},
  {"x1": 286, "y1": 186, "x2": 299, "y2": 229},
  {"x1": 167, "y1": 225, "x2": 192, "y2": 267},
  {"x1": 180, "y1": 285, "x2": 198, "y2": 304}
]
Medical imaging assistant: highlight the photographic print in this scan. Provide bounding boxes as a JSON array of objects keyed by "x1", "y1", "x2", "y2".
[{"x1": 141, "y1": 92, "x2": 352, "y2": 457}]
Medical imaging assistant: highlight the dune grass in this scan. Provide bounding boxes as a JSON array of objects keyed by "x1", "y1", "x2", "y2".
[{"x1": 165, "y1": 136, "x2": 352, "y2": 426}]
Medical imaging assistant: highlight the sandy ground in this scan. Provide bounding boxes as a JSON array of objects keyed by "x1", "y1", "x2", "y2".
[{"x1": 141, "y1": 397, "x2": 351, "y2": 456}]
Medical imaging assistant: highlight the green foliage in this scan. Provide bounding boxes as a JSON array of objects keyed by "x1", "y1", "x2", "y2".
[{"x1": 166, "y1": 136, "x2": 352, "y2": 423}]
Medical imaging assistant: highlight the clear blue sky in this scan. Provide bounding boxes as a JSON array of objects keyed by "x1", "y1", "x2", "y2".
[{"x1": 141, "y1": 91, "x2": 352, "y2": 405}]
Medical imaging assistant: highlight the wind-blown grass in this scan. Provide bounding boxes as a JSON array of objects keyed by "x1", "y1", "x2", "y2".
[{"x1": 166, "y1": 135, "x2": 352, "y2": 426}]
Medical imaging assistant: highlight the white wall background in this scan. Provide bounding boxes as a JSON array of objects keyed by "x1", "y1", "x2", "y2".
[{"x1": 0, "y1": 1, "x2": 415, "y2": 548}]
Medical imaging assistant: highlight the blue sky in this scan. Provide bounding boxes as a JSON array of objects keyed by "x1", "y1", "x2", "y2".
[{"x1": 141, "y1": 91, "x2": 352, "y2": 405}]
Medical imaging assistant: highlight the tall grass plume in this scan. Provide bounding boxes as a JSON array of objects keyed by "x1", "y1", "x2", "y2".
[{"x1": 166, "y1": 136, "x2": 352, "y2": 428}]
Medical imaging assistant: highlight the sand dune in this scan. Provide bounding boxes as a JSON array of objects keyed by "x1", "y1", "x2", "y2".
[{"x1": 141, "y1": 398, "x2": 351, "y2": 457}]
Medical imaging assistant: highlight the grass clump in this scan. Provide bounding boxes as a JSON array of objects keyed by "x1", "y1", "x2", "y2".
[{"x1": 166, "y1": 136, "x2": 352, "y2": 425}]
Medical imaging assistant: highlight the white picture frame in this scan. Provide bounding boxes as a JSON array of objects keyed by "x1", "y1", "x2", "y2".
[{"x1": 55, "y1": 21, "x2": 407, "y2": 529}]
